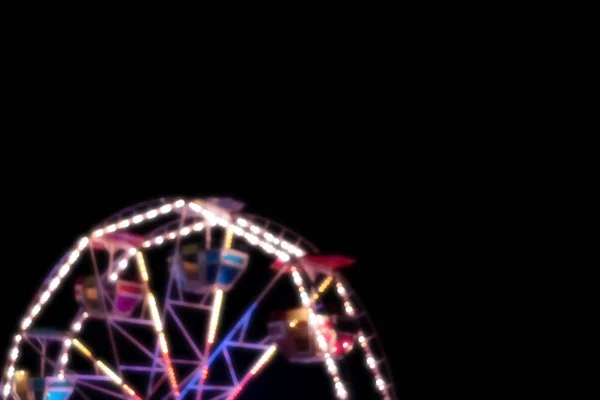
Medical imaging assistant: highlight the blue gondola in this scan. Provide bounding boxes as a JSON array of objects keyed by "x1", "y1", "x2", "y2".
[{"x1": 176, "y1": 244, "x2": 249, "y2": 293}]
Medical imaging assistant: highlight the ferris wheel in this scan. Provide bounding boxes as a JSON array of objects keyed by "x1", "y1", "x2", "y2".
[{"x1": 2, "y1": 198, "x2": 397, "y2": 400}]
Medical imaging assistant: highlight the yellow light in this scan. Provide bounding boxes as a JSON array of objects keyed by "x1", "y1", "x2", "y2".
[
  {"x1": 250, "y1": 345, "x2": 277, "y2": 374},
  {"x1": 318, "y1": 276, "x2": 333, "y2": 293},
  {"x1": 135, "y1": 251, "x2": 179, "y2": 396},
  {"x1": 224, "y1": 227, "x2": 233, "y2": 249},
  {"x1": 96, "y1": 361, "x2": 122, "y2": 384},
  {"x1": 72, "y1": 339, "x2": 92, "y2": 357},
  {"x1": 147, "y1": 294, "x2": 163, "y2": 332},
  {"x1": 69, "y1": 339, "x2": 143, "y2": 399},
  {"x1": 312, "y1": 276, "x2": 334, "y2": 301},
  {"x1": 135, "y1": 252, "x2": 149, "y2": 282},
  {"x1": 207, "y1": 289, "x2": 224, "y2": 344},
  {"x1": 227, "y1": 345, "x2": 278, "y2": 400}
]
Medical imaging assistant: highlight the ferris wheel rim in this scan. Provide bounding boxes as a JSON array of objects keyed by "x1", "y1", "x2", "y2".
[
  {"x1": 93, "y1": 198, "x2": 321, "y2": 255},
  {"x1": 334, "y1": 274, "x2": 399, "y2": 400},
  {"x1": 2, "y1": 198, "x2": 397, "y2": 400},
  {"x1": 93, "y1": 198, "x2": 180, "y2": 230},
  {"x1": 236, "y1": 212, "x2": 321, "y2": 255}
]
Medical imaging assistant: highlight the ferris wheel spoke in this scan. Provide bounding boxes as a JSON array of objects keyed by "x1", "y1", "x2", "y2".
[
  {"x1": 75, "y1": 380, "x2": 125, "y2": 399},
  {"x1": 148, "y1": 373, "x2": 169, "y2": 398},
  {"x1": 221, "y1": 348, "x2": 239, "y2": 386},
  {"x1": 145, "y1": 240, "x2": 181, "y2": 399},
  {"x1": 196, "y1": 288, "x2": 225, "y2": 398},
  {"x1": 209, "y1": 392, "x2": 230, "y2": 400},
  {"x1": 70, "y1": 338, "x2": 142, "y2": 399},
  {"x1": 310, "y1": 274, "x2": 335, "y2": 303},
  {"x1": 225, "y1": 344, "x2": 278, "y2": 400},
  {"x1": 100, "y1": 314, "x2": 156, "y2": 327},
  {"x1": 71, "y1": 385, "x2": 93, "y2": 400},
  {"x1": 162, "y1": 367, "x2": 199, "y2": 400},
  {"x1": 134, "y1": 251, "x2": 181, "y2": 398},
  {"x1": 224, "y1": 341, "x2": 271, "y2": 351},
  {"x1": 317, "y1": 275, "x2": 335, "y2": 295}
]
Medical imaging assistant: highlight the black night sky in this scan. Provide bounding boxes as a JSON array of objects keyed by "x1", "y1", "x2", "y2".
[{"x1": 0, "y1": 153, "x2": 427, "y2": 399}]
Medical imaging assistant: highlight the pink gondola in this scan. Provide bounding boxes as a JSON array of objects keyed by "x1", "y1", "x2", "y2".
[{"x1": 114, "y1": 280, "x2": 145, "y2": 316}]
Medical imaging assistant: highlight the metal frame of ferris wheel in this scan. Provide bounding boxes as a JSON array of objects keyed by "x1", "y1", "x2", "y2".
[{"x1": 1, "y1": 198, "x2": 397, "y2": 400}]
